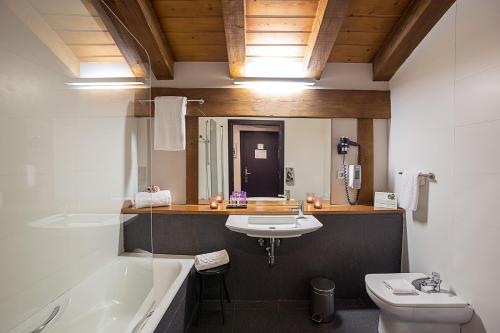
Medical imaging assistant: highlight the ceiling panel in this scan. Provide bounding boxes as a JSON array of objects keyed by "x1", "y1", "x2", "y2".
[
  {"x1": 246, "y1": 0, "x2": 319, "y2": 17},
  {"x1": 153, "y1": 0, "x2": 226, "y2": 61},
  {"x1": 329, "y1": 0, "x2": 411, "y2": 63}
]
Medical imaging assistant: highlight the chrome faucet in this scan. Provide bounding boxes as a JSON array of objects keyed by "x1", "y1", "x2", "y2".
[
  {"x1": 422, "y1": 272, "x2": 442, "y2": 292},
  {"x1": 289, "y1": 200, "x2": 305, "y2": 219}
]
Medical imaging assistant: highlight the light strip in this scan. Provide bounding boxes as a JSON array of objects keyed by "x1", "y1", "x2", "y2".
[
  {"x1": 66, "y1": 77, "x2": 147, "y2": 89},
  {"x1": 233, "y1": 77, "x2": 316, "y2": 87}
]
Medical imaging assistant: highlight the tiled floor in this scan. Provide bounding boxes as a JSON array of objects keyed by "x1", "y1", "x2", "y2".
[{"x1": 188, "y1": 300, "x2": 379, "y2": 333}]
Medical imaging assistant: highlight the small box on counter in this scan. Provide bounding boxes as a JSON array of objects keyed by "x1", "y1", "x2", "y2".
[{"x1": 374, "y1": 192, "x2": 398, "y2": 210}]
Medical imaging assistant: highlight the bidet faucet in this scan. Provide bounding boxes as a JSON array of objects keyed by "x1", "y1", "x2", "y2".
[{"x1": 422, "y1": 272, "x2": 442, "y2": 292}]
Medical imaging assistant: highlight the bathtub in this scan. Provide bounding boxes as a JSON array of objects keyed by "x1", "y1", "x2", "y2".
[{"x1": 9, "y1": 255, "x2": 194, "y2": 333}]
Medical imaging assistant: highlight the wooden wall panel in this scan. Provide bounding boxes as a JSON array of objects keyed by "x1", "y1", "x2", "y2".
[
  {"x1": 357, "y1": 119, "x2": 374, "y2": 204},
  {"x1": 138, "y1": 88, "x2": 390, "y2": 119},
  {"x1": 185, "y1": 116, "x2": 199, "y2": 204}
]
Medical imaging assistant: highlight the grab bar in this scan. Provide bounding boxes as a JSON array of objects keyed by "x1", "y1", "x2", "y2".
[
  {"x1": 30, "y1": 306, "x2": 60, "y2": 333},
  {"x1": 131, "y1": 302, "x2": 155, "y2": 333}
]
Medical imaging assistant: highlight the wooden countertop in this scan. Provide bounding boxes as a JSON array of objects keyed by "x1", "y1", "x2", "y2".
[{"x1": 122, "y1": 201, "x2": 404, "y2": 215}]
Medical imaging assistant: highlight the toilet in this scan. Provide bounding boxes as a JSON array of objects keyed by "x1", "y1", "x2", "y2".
[{"x1": 365, "y1": 273, "x2": 473, "y2": 333}]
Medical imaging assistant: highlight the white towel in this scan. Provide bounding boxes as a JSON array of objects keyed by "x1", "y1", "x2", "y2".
[
  {"x1": 134, "y1": 190, "x2": 171, "y2": 208},
  {"x1": 383, "y1": 279, "x2": 417, "y2": 295},
  {"x1": 154, "y1": 96, "x2": 187, "y2": 151},
  {"x1": 396, "y1": 170, "x2": 420, "y2": 211},
  {"x1": 194, "y1": 249, "x2": 230, "y2": 271}
]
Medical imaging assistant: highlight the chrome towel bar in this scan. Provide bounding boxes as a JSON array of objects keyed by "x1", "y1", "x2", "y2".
[{"x1": 397, "y1": 172, "x2": 436, "y2": 181}]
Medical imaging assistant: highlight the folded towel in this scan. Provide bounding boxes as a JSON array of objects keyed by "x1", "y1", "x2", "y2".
[
  {"x1": 195, "y1": 249, "x2": 230, "y2": 272},
  {"x1": 395, "y1": 170, "x2": 420, "y2": 211},
  {"x1": 383, "y1": 279, "x2": 417, "y2": 294},
  {"x1": 154, "y1": 96, "x2": 187, "y2": 151},
  {"x1": 134, "y1": 190, "x2": 171, "y2": 208}
]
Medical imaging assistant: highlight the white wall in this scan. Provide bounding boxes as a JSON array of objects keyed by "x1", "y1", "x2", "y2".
[
  {"x1": 0, "y1": 3, "x2": 142, "y2": 331},
  {"x1": 389, "y1": 1, "x2": 500, "y2": 331},
  {"x1": 151, "y1": 62, "x2": 389, "y2": 203},
  {"x1": 197, "y1": 118, "x2": 331, "y2": 201}
]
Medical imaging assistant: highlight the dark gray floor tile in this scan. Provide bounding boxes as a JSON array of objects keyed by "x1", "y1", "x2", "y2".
[
  {"x1": 233, "y1": 307, "x2": 280, "y2": 333},
  {"x1": 188, "y1": 300, "x2": 379, "y2": 333},
  {"x1": 190, "y1": 305, "x2": 234, "y2": 333}
]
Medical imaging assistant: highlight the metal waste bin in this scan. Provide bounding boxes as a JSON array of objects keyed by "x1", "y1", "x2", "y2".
[{"x1": 310, "y1": 278, "x2": 335, "y2": 323}]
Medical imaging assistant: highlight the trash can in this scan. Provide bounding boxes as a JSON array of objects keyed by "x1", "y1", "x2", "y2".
[{"x1": 310, "y1": 278, "x2": 335, "y2": 323}]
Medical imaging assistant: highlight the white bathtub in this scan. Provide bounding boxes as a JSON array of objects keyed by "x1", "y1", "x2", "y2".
[{"x1": 9, "y1": 255, "x2": 193, "y2": 333}]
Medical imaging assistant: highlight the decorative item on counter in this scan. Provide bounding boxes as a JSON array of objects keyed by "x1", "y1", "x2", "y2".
[
  {"x1": 306, "y1": 192, "x2": 315, "y2": 203},
  {"x1": 227, "y1": 191, "x2": 247, "y2": 209},
  {"x1": 215, "y1": 192, "x2": 223, "y2": 203},
  {"x1": 314, "y1": 197, "x2": 323, "y2": 209},
  {"x1": 374, "y1": 192, "x2": 398, "y2": 210},
  {"x1": 209, "y1": 198, "x2": 219, "y2": 209},
  {"x1": 146, "y1": 185, "x2": 161, "y2": 193}
]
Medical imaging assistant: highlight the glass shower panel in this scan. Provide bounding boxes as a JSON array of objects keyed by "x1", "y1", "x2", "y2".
[{"x1": 0, "y1": 0, "x2": 153, "y2": 332}]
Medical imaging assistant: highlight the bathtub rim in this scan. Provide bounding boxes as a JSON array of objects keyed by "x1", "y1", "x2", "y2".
[{"x1": 140, "y1": 254, "x2": 194, "y2": 333}]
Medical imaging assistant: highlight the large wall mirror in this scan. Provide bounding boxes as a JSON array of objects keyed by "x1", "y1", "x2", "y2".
[{"x1": 198, "y1": 117, "x2": 331, "y2": 202}]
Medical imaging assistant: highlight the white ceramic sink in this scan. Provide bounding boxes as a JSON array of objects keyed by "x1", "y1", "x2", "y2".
[{"x1": 225, "y1": 215, "x2": 323, "y2": 238}]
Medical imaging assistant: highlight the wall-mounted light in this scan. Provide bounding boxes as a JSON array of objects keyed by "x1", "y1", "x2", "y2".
[{"x1": 65, "y1": 77, "x2": 147, "y2": 90}]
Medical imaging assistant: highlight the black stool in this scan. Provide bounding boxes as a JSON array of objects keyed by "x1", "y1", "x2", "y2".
[{"x1": 196, "y1": 264, "x2": 231, "y2": 324}]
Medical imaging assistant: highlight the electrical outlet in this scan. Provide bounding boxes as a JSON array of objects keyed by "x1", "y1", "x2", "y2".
[{"x1": 337, "y1": 170, "x2": 344, "y2": 179}]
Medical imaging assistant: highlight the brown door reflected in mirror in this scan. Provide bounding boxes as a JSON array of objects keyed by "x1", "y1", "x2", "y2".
[{"x1": 240, "y1": 130, "x2": 281, "y2": 197}]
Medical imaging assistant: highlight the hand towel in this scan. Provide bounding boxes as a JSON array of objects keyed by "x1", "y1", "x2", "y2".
[
  {"x1": 134, "y1": 190, "x2": 171, "y2": 208},
  {"x1": 194, "y1": 249, "x2": 230, "y2": 271},
  {"x1": 396, "y1": 170, "x2": 420, "y2": 211},
  {"x1": 154, "y1": 96, "x2": 187, "y2": 151},
  {"x1": 383, "y1": 279, "x2": 417, "y2": 294}
]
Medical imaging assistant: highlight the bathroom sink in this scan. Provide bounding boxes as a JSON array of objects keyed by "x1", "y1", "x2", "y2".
[{"x1": 225, "y1": 215, "x2": 323, "y2": 238}]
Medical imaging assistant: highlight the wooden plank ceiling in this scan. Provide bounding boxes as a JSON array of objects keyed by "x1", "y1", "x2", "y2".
[
  {"x1": 151, "y1": 0, "x2": 411, "y2": 65},
  {"x1": 23, "y1": 0, "x2": 449, "y2": 81}
]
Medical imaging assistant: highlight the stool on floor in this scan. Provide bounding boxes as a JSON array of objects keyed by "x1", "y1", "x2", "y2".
[{"x1": 195, "y1": 264, "x2": 231, "y2": 325}]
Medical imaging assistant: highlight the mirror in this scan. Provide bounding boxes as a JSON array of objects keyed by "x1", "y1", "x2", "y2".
[{"x1": 198, "y1": 117, "x2": 331, "y2": 202}]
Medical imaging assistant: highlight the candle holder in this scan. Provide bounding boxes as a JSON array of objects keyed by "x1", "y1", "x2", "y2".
[
  {"x1": 215, "y1": 192, "x2": 223, "y2": 203},
  {"x1": 306, "y1": 192, "x2": 315, "y2": 204},
  {"x1": 209, "y1": 198, "x2": 218, "y2": 209},
  {"x1": 314, "y1": 198, "x2": 323, "y2": 209}
]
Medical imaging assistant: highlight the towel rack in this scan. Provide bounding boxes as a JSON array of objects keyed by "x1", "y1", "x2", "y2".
[
  {"x1": 398, "y1": 172, "x2": 436, "y2": 181},
  {"x1": 138, "y1": 98, "x2": 204, "y2": 104}
]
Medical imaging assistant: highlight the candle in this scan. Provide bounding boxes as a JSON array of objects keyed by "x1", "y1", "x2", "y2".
[
  {"x1": 314, "y1": 199, "x2": 323, "y2": 209},
  {"x1": 210, "y1": 199, "x2": 218, "y2": 209},
  {"x1": 215, "y1": 192, "x2": 223, "y2": 203},
  {"x1": 306, "y1": 192, "x2": 315, "y2": 203}
]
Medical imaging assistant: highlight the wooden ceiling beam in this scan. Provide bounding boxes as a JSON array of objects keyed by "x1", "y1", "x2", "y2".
[
  {"x1": 91, "y1": 0, "x2": 175, "y2": 80},
  {"x1": 303, "y1": 0, "x2": 350, "y2": 79},
  {"x1": 221, "y1": 0, "x2": 246, "y2": 78},
  {"x1": 372, "y1": 0, "x2": 455, "y2": 81},
  {"x1": 135, "y1": 88, "x2": 391, "y2": 119}
]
